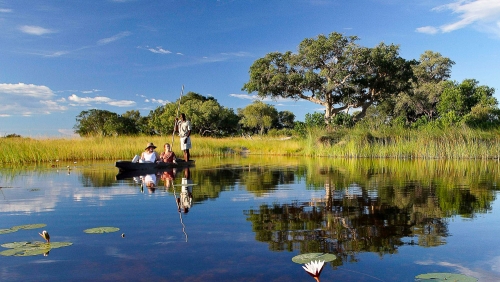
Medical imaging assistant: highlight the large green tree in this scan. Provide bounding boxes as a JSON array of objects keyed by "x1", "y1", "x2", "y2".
[
  {"x1": 74, "y1": 109, "x2": 128, "y2": 136},
  {"x1": 238, "y1": 100, "x2": 278, "y2": 135},
  {"x1": 242, "y1": 32, "x2": 415, "y2": 124},
  {"x1": 438, "y1": 79, "x2": 499, "y2": 127},
  {"x1": 148, "y1": 92, "x2": 239, "y2": 136},
  {"x1": 395, "y1": 51, "x2": 455, "y2": 123},
  {"x1": 122, "y1": 110, "x2": 150, "y2": 135},
  {"x1": 277, "y1": 110, "x2": 295, "y2": 129},
  {"x1": 351, "y1": 43, "x2": 416, "y2": 121}
]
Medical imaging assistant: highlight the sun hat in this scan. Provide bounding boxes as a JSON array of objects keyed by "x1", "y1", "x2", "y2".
[{"x1": 145, "y1": 142, "x2": 157, "y2": 150}]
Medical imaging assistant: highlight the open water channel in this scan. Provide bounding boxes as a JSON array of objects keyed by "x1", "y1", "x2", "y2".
[{"x1": 1, "y1": 156, "x2": 500, "y2": 281}]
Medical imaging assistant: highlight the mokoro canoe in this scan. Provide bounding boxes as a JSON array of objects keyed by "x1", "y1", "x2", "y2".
[
  {"x1": 115, "y1": 160, "x2": 195, "y2": 172},
  {"x1": 115, "y1": 167, "x2": 177, "y2": 180}
]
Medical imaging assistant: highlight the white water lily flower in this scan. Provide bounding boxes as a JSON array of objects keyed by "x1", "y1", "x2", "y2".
[{"x1": 302, "y1": 260, "x2": 325, "y2": 281}]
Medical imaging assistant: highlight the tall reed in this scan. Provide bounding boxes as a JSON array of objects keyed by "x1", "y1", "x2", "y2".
[{"x1": 1, "y1": 126, "x2": 499, "y2": 164}]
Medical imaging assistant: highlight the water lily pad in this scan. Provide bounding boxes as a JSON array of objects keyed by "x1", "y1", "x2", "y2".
[
  {"x1": 0, "y1": 223, "x2": 47, "y2": 235},
  {"x1": 1, "y1": 241, "x2": 32, "y2": 248},
  {"x1": 415, "y1": 273, "x2": 477, "y2": 282},
  {"x1": 83, "y1": 227, "x2": 120, "y2": 234},
  {"x1": 0, "y1": 229, "x2": 17, "y2": 235},
  {"x1": 0, "y1": 241, "x2": 72, "y2": 257},
  {"x1": 292, "y1": 253, "x2": 337, "y2": 264},
  {"x1": 11, "y1": 223, "x2": 47, "y2": 230}
]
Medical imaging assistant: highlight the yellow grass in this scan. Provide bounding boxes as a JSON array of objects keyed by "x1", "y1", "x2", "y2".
[
  {"x1": 0, "y1": 136, "x2": 304, "y2": 164},
  {"x1": 1, "y1": 127, "x2": 500, "y2": 165}
]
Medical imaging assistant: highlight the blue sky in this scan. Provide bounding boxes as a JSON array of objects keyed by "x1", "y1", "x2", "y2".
[{"x1": 1, "y1": 0, "x2": 499, "y2": 137}]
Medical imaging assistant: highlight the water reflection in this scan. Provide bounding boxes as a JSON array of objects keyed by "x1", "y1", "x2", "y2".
[
  {"x1": 1, "y1": 158, "x2": 500, "y2": 281},
  {"x1": 176, "y1": 167, "x2": 193, "y2": 213},
  {"x1": 240, "y1": 158, "x2": 500, "y2": 268}
]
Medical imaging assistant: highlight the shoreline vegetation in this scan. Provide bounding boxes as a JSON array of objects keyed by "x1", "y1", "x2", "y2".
[{"x1": 1, "y1": 127, "x2": 500, "y2": 165}]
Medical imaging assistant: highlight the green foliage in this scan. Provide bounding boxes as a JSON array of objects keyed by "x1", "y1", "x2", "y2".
[
  {"x1": 83, "y1": 227, "x2": 120, "y2": 234},
  {"x1": 0, "y1": 224, "x2": 47, "y2": 235},
  {"x1": 238, "y1": 100, "x2": 278, "y2": 135},
  {"x1": 74, "y1": 109, "x2": 142, "y2": 137},
  {"x1": 267, "y1": 128, "x2": 294, "y2": 137},
  {"x1": 278, "y1": 110, "x2": 295, "y2": 129},
  {"x1": 415, "y1": 273, "x2": 477, "y2": 282},
  {"x1": 385, "y1": 51, "x2": 455, "y2": 124},
  {"x1": 147, "y1": 92, "x2": 239, "y2": 137},
  {"x1": 293, "y1": 112, "x2": 327, "y2": 137},
  {"x1": 330, "y1": 111, "x2": 354, "y2": 128},
  {"x1": 352, "y1": 43, "x2": 417, "y2": 121},
  {"x1": 410, "y1": 116, "x2": 430, "y2": 129},
  {"x1": 3, "y1": 133, "x2": 22, "y2": 138},
  {"x1": 292, "y1": 253, "x2": 337, "y2": 264},
  {"x1": 0, "y1": 241, "x2": 73, "y2": 257},
  {"x1": 305, "y1": 112, "x2": 326, "y2": 128},
  {"x1": 243, "y1": 32, "x2": 415, "y2": 124},
  {"x1": 122, "y1": 110, "x2": 150, "y2": 135},
  {"x1": 437, "y1": 79, "x2": 499, "y2": 128}
]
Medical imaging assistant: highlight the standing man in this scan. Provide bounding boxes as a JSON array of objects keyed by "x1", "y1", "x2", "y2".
[{"x1": 175, "y1": 113, "x2": 191, "y2": 162}]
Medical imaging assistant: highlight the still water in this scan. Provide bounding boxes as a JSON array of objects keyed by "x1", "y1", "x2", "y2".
[{"x1": 1, "y1": 156, "x2": 500, "y2": 281}]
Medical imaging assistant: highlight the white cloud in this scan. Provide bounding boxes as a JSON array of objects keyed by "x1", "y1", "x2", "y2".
[
  {"x1": 39, "y1": 32, "x2": 130, "y2": 58},
  {"x1": 68, "y1": 94, "x2": 135, "y2": 107},
  {"x1": 19, "y1": 25, "x2": 55, "y2": 36},
  {"x1": 0, "y1": 8, "x2": 12, "y2": 13},
  {"x1": 417, "y1": 0, "x2": 500, "y2": 36},
  {"x1": 0, "y1": 83, "x2": 54, "y2": 98},
  {"x1": 97, "y1": 31, "x2": 131, "y2": 45},
  {"x1": 150, "y1": 98, "x2": 167, "y2": 104},
  {"x1": 0, "y1": 83, "x2": 137, "y2": 118},
  {"x1": 68, "y1": 95, "x2": 111, "y2": 103},
  {"x1": 0, "y1": 83, "x2": 66, "y2": 116},
  {"x1": 147, "y1": 46, "x2": 172, "y2": 54},
  {"x1": 415, "y1": 26, "x2": 439, "y2": 34},
  {"x1": 229, "y1": 93, "x2": 293, "y2": 103},
  {"x1": 40, "y1": 100, "x2": 68, "y2": 111},
  {"x1": 230, "y1": 93, "x2": 260, "y2": 100},
  {"x1": 45, "y1": 51, "x2": 70, "y2": 57},
  {"x1": 81, "y1": 89, "x2": 102, "y2": 94},
  {"x1": 108, "y1": 100, "x2": 136, "y2": 107}
]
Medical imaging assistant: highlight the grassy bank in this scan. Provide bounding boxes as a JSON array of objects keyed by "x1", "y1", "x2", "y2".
[{"x1": 1, "y1": 127, "x2": 500, "y2": 164}]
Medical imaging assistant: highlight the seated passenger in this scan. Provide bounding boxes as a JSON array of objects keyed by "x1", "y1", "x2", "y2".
[
  {"x1": 140, "y1": 142, "x2": 160, "y2": 163},
  {"x1": 160, "y1": 143, "x2": 177, "y2": 163}
]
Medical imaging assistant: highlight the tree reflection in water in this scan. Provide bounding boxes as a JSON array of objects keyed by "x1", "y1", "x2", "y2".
[{"x1": 242, "y1": 159, "x2": 499, "y2": 267}]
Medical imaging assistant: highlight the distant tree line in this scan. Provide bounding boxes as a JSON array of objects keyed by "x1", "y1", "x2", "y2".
[
  {"x1": 243, "y1": 32, "x2": 500, "y2": 130},
  {"x1": 73, "y1": 92, "x2": 297, "y2": 137},
  {"x1": 73, "y1": 32, "x2": 500, "y2": 137}
]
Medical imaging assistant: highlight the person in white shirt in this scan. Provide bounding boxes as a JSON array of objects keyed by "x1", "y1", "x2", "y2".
[
  {"x1": 140, "y1": 142, "x2": 160, "y2": 163},
  {"x1": 175, "y1": 113, "x2": 192, "y2": 162}
]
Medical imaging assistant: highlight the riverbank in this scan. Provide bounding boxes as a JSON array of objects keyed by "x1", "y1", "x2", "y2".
[{"x1": 1, "y1": 127, "x2": 500, "y2": 164}]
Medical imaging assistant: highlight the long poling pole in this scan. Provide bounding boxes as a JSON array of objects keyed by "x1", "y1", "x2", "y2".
[
  {"x1": 172, "y1": 186, "x2": 188, "y2": 242},
  {"x1": 171, "y1": 85, "x2": 184, "y2": 148}
]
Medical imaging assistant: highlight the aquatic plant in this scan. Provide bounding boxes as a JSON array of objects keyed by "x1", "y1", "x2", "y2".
[
  {"x1": 0, "y1": 241, "x2": 72, "y2": 257},
  {"x1": 415, "y1": 272, "x2": 477, "y2": 281},
  {"x1": 291, "y1": 253, "x2": 336, "y2": 264},
  {"x1": 83, "y1": 227, "x2": 120, "y2": 234},
  {"x1": 0, "y1": 224, "x2": 47, "y2": 235}
]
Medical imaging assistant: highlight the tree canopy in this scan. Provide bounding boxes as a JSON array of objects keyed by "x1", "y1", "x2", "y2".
[
  {"x1": 73, "y1": 32, "x2": 499, "y2": 137},
  {"x1": 238, "y1": 100, "x2": 279, "y2": 135},
  {"x1": 242, "y1": 32, "x2": 416, "y2": 123}
]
